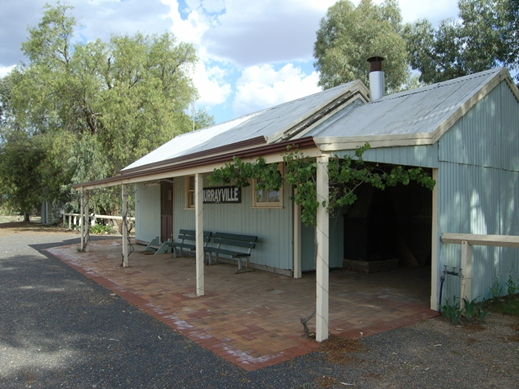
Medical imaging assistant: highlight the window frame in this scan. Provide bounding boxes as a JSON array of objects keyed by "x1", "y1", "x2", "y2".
[
  {"x1": 184, "y1": 175, "x2": 195, "y2": 210},
  {"x1": 252, "y1": 163, "x2": 284, "y2": 209}
]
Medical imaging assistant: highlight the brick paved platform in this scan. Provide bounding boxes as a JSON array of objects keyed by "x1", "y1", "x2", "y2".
[{"x1": 47, "y1": 239, "x2": 438, "y2": 371}]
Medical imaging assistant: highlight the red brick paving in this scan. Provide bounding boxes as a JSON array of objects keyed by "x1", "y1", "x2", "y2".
[{"x1": 46, "y1": 238, "x2": 438, "y2": 371}]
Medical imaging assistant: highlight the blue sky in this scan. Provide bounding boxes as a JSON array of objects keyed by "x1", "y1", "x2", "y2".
[{"x1": 0, "y1": 0, "x2": 460, "y2": 124}]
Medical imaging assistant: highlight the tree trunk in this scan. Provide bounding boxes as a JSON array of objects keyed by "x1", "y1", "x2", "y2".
[{"x1": 23, "y1": 212, "x2": 30, "y2": 223}]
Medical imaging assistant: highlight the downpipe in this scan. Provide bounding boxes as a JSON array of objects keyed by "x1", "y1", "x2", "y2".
[{"x1": 438, "y1": 266, "x2": 463, "y2": 313}]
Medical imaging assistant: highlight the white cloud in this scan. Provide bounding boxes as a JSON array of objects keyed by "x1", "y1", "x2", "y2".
[
  {"x1": 192, "y1": 62, "x2": 232, "y2": 106},
  {"x1": 232, "y1": 63, "x2": 321, "y2": 117},
  {"x1": 201, "y1": 0, "x2": 225, "y2": 14},
  {"x1": 162, "y1": 0, "x2": 215, "y2": 46},
  {"x1": 0, "y1": 65, "x2": 15, "y2": 78},
  {"x1": 201, "y1": 0, "x2": 326, "y2": 66}
]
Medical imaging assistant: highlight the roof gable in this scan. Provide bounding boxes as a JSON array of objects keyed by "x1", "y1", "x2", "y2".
[{"x1": 313, "y1": 68, "x2": 518, "y2": 151}]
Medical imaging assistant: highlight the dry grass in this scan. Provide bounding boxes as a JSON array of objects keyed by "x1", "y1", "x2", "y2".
[
  {"x1": 313, "y1": 375, "x2": 337, "y2": 388},
  {"x1": 0, "y1": 215, "x2": 25, "y2": 223},
  {"x1": 319, "y1": 335, "x2": 366, "y2": 365}
]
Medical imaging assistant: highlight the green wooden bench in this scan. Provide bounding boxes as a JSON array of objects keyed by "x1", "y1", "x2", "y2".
[
  {"x1": 167, "y1": 229, "x2": 212, "y2": 258},
  {"x1": 204, "y1": 232, "x2": 258, "y2": 272}
]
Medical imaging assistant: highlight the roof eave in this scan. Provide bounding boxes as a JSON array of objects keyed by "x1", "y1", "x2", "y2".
[{"x1": 72, "y1": 137, "x2": 318, "y2": 190}]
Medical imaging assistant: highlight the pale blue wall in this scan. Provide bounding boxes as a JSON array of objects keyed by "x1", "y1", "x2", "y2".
[
  {"x1": 172, "y1": 174, "x2": 295, "y2": 272},
  {"x1": 436, "y1": 81, "x2": 519, "y2": 302}
]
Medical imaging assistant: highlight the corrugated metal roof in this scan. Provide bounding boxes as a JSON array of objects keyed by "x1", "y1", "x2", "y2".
[
  {"x1": 124, "y1": 67, "x2": 511, "y2": 173},
  {"x1": 309, "y1": 68, "x2": 504, "y2": 139},
  {"x1": 122, "y1": 82, "x2": 357, "y2": 171}
]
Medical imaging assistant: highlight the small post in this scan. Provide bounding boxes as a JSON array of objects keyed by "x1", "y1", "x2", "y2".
[
  {"x1": 430, "y1": 169, "x2": 439, "y2": 311},
  {"x1": 195, "y1": 173, "x2": 204, "y2": 296},
  {"x1": 80, "y1": 188, "x2": 84, "y2": 251},
  {"x1": 315, "y1": 155, "x2": 330, "y2": 342},
  {"x1": 68, "y1": 214, "x2": 72, "y2": 230},
  {"x1": 460, "y1": 240, "x2": 472, "y2": 310},
  {"x1": 122, "y1": 184, "x2": 129, "y2": 267},
  {"x1": 293, "y1": 188, "x2": 302, "y2": 279},
  {"x1": 84, "y1": 191, "x2": 90, "y2": 252}
]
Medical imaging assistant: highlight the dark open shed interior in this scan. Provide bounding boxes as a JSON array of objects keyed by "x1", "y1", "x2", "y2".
[{"x1": 343, "y1": 177, "x2": 432, "y2": 268}]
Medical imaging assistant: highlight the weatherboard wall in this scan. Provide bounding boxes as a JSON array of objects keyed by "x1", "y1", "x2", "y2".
[
  {"x1": 436, "y1": 80, "x2": 519, "y2": 303},
  {"x1": 135, "y1": 182, "x2": 161, "y2": 243},
  {"x1": 172, "y1": 174, "x2": 295, "y2": 272}
]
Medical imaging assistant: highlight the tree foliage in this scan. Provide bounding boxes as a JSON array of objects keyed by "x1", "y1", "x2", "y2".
[
  {"x1": 313, "y1": 0, "x2": 410, "y2": 92},
  {"x1": 0, "y1": 131, "x2": 46, "y2": 221},
  {"x1": 404, "y1": 0, "x2": 519, "y2": 83},
  {"x1": 210, "y1": 144, "x2": 436, "y2": 227},
  {"x1": 0, "y1": 3, "x2": 212, "y2": 216}
]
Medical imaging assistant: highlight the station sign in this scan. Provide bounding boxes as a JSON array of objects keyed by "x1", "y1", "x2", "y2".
[{"x1": 203, "y1": 186, "x2": 241, "y2": 204}]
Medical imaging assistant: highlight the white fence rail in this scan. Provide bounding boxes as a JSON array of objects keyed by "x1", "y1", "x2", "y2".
[
  {"x1": 441, "y1": 233, "x2": 519, "y2": 308},
  {"x1": 62, "y1": 212, "x2": 135, "y2": 230}
]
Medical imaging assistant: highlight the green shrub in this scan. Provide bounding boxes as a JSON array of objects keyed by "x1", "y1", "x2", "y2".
[
  {"x1": 441, "y1": 296, "x2": 488, "y2": 325},
  {"x1": 490, "y1": 277, "x2": 503, "y2": 298},
  {"x1": 441, "y1": 297, "x2": 462, "y2": 325},
  {"x1": 90, "y1": 223, "x2": 114, "y2": 234},
  {"x1": 506, "y1": 275, "x2": 518, "y2": 296}
]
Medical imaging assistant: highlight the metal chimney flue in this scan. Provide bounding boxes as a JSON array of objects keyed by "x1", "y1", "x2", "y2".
[{"x1": 367, "y1": 56, "x2": 385, "y2": 101}]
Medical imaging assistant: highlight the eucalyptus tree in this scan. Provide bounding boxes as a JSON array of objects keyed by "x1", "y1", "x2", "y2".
[
  {"x1": 8, "y1": 3, "x2": 210, "y2": 215},
  {"x1": 313, "y1": 0, "x2": 410, "y2": 92},
  {"x1": 404, "y1": 0, "x2": 519, "y2": 83}
]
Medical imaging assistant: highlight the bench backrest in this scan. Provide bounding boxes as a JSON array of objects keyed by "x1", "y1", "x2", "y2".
[
  {"x1": 178, "y1": 229, "x2": 212, "y2": 243},
  {"x1": 212, "y1": 232, "x2": 257, "y2": 249}
]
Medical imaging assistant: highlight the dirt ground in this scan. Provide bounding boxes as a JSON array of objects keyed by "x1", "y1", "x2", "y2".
[
  {"x1": 0, "y1": 220, "x2": 65, "y2": 237},
  {"x1": 317, "y1": 312, "x2": 519, "y2": 388}
]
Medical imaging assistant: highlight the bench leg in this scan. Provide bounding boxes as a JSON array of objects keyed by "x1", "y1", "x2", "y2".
[{"x1": 236, "y1": 257, "x2": 253, "y2": 273}]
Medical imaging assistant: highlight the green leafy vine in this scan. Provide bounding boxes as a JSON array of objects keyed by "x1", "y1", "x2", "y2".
[{"x1": 209, "y1": 143, "x2": 436, "y2": 226}]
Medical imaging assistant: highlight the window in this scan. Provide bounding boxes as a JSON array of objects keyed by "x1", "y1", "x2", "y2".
[
  {"x1": 185, "y1": 175, "x2": 195, "y2": 209},
  {"x1": 252, "y1": 164, "x2": 283, "y2": 208}
]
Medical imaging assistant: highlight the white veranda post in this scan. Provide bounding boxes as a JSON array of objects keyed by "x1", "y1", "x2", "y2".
[
  {"x1": 195, "y1": 173, "x2": 205, "y2": 296},
  {"x1": 122, "y1": 184, "x2": 129, "y2": 268},
  {"x1": 80, "y1": 187, "x2": 90, "y2": 252},
  {"x1": 316, "y1": 155, "x2": 330, "y2": 342},
  {"x1": 80, "y1": 187, "x2": 84, "y2": 251},
  {"x1": 84, "y1": 190, "x2": 90, "y2": 252}
]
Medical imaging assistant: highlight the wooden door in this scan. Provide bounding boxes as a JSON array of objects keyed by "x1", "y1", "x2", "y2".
[{"x1": 160, "y1": 181, "x2": 174, "y2": 242}]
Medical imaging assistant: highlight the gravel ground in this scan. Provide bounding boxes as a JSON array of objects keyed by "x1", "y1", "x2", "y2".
[{"x1": 1, "y1": 223, "x2": 518, "y2": 388}]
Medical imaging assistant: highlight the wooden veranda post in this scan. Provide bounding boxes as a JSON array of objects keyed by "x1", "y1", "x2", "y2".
[
  {"x1": 293, "y1": 187, "x2": 302, "y2": 279},
  {"x1": 122, "y1": 184, "x2": 129, "y2": 267},
  {"x1": 80, "y1": 188, "x2": 84, "y2": 250},
  {"x1": 80, "y1": 187, "x2": 90, "y2": 252},
  {"x1": 316, "y1": 155, "x2": 330, "y2": 342},
  {"x1": 195, "y1": 173, "x2": 205, "y2": 296},
  {"x1": 430, "y1": 169, "x2": 439, "y2": 311},
  {"x1": 460, "y1": 240, "x2": 473, "y2": 309},
  {"x1": 84, "y1": 190, "x2": 90, "y2": 252}
]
